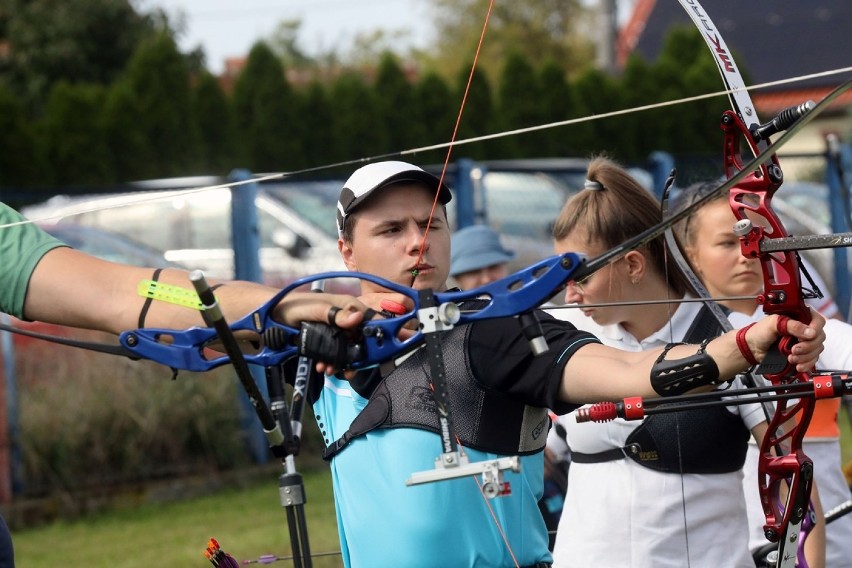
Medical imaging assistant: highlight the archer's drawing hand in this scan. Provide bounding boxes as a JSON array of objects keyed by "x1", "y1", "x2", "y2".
[{"x1": 745, "y1": 309, "x2": 826, "y2": 373}]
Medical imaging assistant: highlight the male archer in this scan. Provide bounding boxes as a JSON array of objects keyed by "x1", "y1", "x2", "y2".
[{"x1": 315, "y1": 160, "x2": 826, "y2": 568}]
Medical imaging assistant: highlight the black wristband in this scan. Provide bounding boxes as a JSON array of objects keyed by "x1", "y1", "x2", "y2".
[{"x1": 138, "y1": 268, "x2": 163, "y2": 328}]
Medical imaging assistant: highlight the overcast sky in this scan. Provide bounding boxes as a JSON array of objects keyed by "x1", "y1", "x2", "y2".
[{"x1": 138, "y1": 0, "x2": 434, "y2": 73}]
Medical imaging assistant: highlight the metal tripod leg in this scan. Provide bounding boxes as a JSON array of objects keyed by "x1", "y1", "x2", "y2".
[{"x1": 280, "y1": 456, "x2": 312, "y2": 568}]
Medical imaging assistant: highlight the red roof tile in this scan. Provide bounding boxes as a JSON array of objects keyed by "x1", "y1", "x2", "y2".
[{"x1": 753, "y1": 87, "x2": 852, "y2": 115}]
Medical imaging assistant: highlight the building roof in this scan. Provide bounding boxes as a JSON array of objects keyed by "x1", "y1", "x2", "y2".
[
  {"x1": 753, "y1": 86, "x2": 852, "y2": 117},
  {"x1": 632, "y1": 0, "x2": 850, "y2": 91}
]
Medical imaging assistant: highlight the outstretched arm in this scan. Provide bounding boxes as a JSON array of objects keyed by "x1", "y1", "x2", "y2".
[
  {"x1": 24, "y1": 247, "x2": 366, "y2": 335},
  {"x1": 559, "y1": 311, "x2": 826, "y2": 404}
]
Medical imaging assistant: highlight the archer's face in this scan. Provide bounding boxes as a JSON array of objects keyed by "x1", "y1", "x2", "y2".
[
  {"x1": 687, "y1": 200, "x2": 762, "y2": 299},
  {"x1": 554, "y1": 234, "x2": 631, "y2": 327},
  {"x1": 338, "y1": 183, "x2": 450, "y2": 293},
  {"x1": 453, "y1": 263, "x2": 509, "y2": 291}
]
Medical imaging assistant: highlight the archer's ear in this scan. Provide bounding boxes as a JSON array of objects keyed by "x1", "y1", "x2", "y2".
[
  {"x1": 339, "y1": 238, "x2": 357, "y2": 271},
  {"x1": 623, "y1": 250, "x2": 646, "y2": 280},
  {"x1": 682, "y1": 245, "x2": 703, "y2": 277}
]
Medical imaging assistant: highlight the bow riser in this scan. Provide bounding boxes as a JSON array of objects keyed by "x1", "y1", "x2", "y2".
[
  {"x1": 120, "y1": 253, "x2": 587, "y2": 372},
  {"x1": 717, "y1": 87, "x2": 818, "y2": 562}
]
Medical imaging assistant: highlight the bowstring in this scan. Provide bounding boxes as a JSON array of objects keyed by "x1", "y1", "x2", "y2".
[
  {"x1": 409, "y1": 1, "x2": 494, "y2": 287},
  {"x1": 406, "y1": 2, "x2": 523, "y2": 565},
  {"x1": 659, "y1": 172, "x2": 692, "y2": 566}
]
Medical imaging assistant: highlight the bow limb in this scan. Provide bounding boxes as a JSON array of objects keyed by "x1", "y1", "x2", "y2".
[
  {"x1": 675, "y1": 0, "x2": 763, "y2": 147},
  {"x1": 673, "y1": 1, "x2": 829, "y2": 565}
]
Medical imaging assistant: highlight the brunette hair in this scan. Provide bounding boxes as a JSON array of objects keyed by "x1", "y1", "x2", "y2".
[{"x1": 551, "y1": 156, "x2": 691, "y2": 296}]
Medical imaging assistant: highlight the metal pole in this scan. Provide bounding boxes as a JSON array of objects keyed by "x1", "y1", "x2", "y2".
[
  {"x1": 228, "y1": 169, "x2": 270, "y2": 463},
  {"x1": 0, "y1": 314, "x2": 20, "y2": 501}
]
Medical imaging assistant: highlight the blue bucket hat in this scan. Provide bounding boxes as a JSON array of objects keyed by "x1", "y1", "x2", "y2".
[{"x1": 450, "y1": 225, "x2": 515, "y2": 276}]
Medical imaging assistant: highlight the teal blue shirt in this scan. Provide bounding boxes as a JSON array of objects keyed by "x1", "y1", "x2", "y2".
[
  {"x1": 0, "y1": 203, "x2": 65, "y2": 318},
  {"x1": 314, "y1": 373, "x2": 552, "y2": 568}
]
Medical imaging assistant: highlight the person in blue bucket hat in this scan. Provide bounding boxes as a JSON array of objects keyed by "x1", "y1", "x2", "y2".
[{"x1": 449, "y1": 224, "x2": 516, "y2": 290}]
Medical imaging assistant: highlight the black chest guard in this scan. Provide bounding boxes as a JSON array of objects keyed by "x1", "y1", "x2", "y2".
[
  {"x1": 572, "y1": 304, "x2": 752, "y2": 474},
  {"x1": 323, "y1": 322, "x2": 550, "y2": 460},
  {"x1": 626, "y1": 304, "x2": 750, "y2": 474},
  {"x1": 624, "y1": 401, "x2": 750, "y2": 473}
]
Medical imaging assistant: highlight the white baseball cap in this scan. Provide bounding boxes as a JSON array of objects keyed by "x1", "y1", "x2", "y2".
[{"x1": 336, "y1": 161, "x2": 452, "y2": 237}]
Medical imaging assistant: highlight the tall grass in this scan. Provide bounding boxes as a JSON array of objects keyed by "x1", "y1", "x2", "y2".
[{"x1": 16, "y1": 338, "x2": 251, "y2": 499}]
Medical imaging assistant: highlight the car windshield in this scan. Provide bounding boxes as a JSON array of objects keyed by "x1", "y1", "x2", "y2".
[
  {"x1": 40, "y1": 223, "x2": 175, "y2": 267},
  {"x1": 262, "y1": 180, "x2": 341, "y2": 240}
]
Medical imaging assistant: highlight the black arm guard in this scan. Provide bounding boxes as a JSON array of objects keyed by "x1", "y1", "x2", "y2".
[{"x1": 650, "y1": 340, "x2": 720, "y2": 396}]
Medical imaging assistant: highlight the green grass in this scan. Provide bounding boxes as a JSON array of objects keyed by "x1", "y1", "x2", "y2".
[
  {"x1": 12, "y1": 466, "x2": 344, "y2": 568},
  {"x1": 12, "y1": 406, "x2": 852, "y2": 568}
]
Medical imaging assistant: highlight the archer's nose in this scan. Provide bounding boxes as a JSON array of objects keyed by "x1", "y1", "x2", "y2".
[
  {"x1": 565, "y1": 283, "x2": 582, "y2": 304},
  {"x1": 406, "y1": 226, "x2": 430, "y2": 255}
]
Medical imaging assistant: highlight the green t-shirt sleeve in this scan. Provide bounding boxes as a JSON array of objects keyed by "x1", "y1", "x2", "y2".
[{"x1": 0, "y1": 203, "x2": 67, "y2": 318}]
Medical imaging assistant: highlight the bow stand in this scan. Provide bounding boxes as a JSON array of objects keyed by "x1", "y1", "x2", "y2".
[{"x1": 191, "y1": 271, "x2": 320, "y2": 568}]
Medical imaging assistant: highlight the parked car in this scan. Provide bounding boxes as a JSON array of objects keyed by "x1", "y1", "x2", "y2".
[
  {"x1": 38, "y1": 222, "x2": 180, "y2": 268},
  {"x1": 20, "y1": 159, "x2": 651, "y2": 293},
  {"x1": 23, "y1": 181, "x2": 347, "y2": 289}
]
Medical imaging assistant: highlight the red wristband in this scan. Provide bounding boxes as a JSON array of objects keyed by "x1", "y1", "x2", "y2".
[
  {"x1": 776, "y1": 315, "x2": 790, "y2": 335},
  {"x1": 736, "y1": 322, "x2": 759, "y2": 366}
]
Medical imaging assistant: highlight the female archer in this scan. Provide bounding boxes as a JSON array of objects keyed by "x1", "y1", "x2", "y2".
[
  {"x1": 677, "y1": 182, "x2": 852, "y2": 567},
  {"x1": 545, "y1": 157, "x2": 825, "y2": 567}
]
